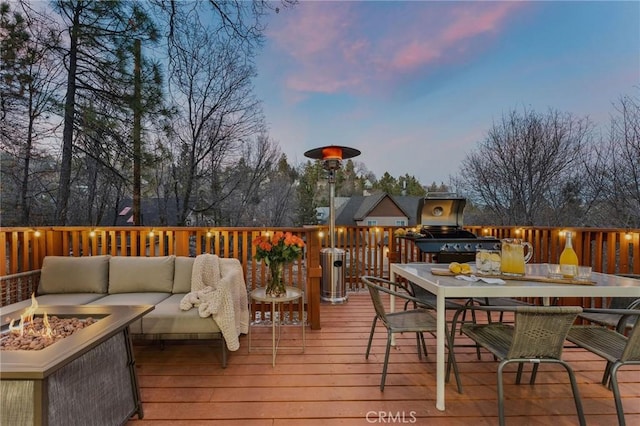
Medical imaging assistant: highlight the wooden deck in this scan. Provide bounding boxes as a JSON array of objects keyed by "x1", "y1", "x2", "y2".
[{"x1": 128, "y1": 292, "x2": 639, "y2": 425}]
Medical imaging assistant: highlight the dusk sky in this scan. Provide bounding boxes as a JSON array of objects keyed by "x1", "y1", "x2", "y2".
[{"x1": 254, "y1": 1, "x2": 639, "y2": 186}]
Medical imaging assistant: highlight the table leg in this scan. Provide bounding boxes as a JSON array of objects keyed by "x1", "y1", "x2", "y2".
[
  {"x1": 272, "y1": 301, "x2": 276, "y2": 367},
  {"x1": 301, "y1": 292, "x2": 306, "y2": 351},
  {"x1": 390, "y1": 270, "x2": 396, "y2": 347},
  {"x1": 248, "y1": 312, "x2": 252, "y2": 352},
  {"x1": 436, "y1": 289, "x2": 445, "y2": 411}
]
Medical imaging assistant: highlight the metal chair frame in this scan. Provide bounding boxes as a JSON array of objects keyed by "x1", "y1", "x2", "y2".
[
  {"x1": 362, "y1": 276, "x2": 462, "y2": 393},
  {"x1": 580, "y1": 297, "x2": 639, "y2": 330},
  {"x1": 567, "y1": 308, "x2": 640, "y2": 426},
  {"x1": 403, "y1": 280, "x2": 483, "y2": 359},
  {"x1": 453, "y1": 305, "x2": 585, "y2": 426}
]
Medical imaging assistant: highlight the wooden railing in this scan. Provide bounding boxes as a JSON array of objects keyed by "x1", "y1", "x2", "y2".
[
  {"x1": 2, "y1": 226, "x2": 639, "y2": 327},
  {"x1": 0, "y1": 227, "x2": 329, "y2": 328}
]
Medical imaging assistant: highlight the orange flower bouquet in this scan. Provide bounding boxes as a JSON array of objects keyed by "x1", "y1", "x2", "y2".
[{"x1": 253, "y1": 232, "x2": 305, "y2": 297}]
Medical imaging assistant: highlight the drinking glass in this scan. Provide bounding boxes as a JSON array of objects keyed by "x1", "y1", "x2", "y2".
[
  {"x1": 476, "y1": 249, "x2": 501, "y2": 275},
  {"x1": 576, "y1": 266, "x2": 592, "y2": 282},
  {"x1": 547, "y1": 264, "x2": 562, "y2": 279}
]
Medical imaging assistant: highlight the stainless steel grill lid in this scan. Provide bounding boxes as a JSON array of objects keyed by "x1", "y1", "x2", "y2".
[{"x1": 417, "y1": 192, "x2": 467, "y2": 229}]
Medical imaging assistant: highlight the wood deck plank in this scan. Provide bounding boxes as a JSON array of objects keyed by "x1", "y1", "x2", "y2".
[{"x1": 128, "y1": 292, "x2": 639, "y2": 425}]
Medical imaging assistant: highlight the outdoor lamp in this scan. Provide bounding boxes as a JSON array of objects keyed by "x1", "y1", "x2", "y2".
[{"x1": 304, "y1": 145, "x2": 361, "y2": 304}]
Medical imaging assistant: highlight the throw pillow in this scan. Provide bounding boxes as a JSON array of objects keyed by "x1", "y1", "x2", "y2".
[
  {"x1": 109, "y1": 255, "x2": 175, "y2": 293},
  {"x1": 38, "y1": 255, "x2": 111, "y2": 294}
]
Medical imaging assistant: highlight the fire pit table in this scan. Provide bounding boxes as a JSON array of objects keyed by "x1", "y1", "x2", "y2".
[{"x1": 1, "y1": 304, "x2": 153, "y2": 426}]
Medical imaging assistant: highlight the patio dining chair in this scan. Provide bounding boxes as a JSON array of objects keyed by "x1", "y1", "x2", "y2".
[
  {"x1": 362, "y1": 276, "x2": 462, "y2": 393},
  {"x1": 566, "y1": 308, "x2": 640, "y2": 426},
  {"x1": 455, "y1": 305, "x2": 585, "y2": 426},
  {"x1": 403, "y1": 280, "x2": 483, "y2": 359},
  {"x1": 580, "y1": 295, "x2": 639, "y2": 332}
]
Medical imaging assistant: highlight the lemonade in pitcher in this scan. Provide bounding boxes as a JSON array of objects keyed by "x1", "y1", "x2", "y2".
[{"x1": 500, "y1": 239, "x2": 533, "y2": 276}]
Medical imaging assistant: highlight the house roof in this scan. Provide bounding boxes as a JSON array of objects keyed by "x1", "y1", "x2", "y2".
[
  {"x1": 333, "y1": 194, "x2": 422, "y2": 226},
  {"x1": 99, "y1": 198, "x2": 185, "y2": 226},
  {"x1": 392, "y1": 195, "x2": 422, "y2": 225}
]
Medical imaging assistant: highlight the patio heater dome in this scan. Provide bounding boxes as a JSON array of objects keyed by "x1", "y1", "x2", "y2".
[
  {"x1": 305, "y1": 145, "x2": 361, "y2": 304},
  {"x1": 303, "y1": 145, "x2": 361, "y2": 164}
]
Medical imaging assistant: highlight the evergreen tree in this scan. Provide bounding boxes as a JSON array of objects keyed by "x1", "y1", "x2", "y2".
[
  {"x1": 296, "y1": 162, "x2": 319, "y2": 226},
  {"x1": 52, "y1": 0, "x2": 160, "y2": 224},
  {"x1": 374, "y1": 172, "x2": 399, "y2": 195},
  {"x1": 398, "y1": 174, "x2": 427, "y2": 196}
]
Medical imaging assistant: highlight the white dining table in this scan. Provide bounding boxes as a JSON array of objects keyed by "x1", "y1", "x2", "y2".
[{"x1": 389, "y1": 262, "x2": 640, "y2": 411}]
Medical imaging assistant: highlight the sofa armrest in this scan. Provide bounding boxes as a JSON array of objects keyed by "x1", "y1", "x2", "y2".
[{"x1": 1, "y1": 270, "x2": 41, "y2": 307}]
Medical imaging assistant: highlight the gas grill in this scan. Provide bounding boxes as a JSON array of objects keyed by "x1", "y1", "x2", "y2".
[{"x1": 408, "y1": 193, "x2": 500, "y2": 263}]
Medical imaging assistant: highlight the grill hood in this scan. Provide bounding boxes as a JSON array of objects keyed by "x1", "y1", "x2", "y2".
[{"x1": 417, "y1": 193, "x2": 466, "y2": 228}]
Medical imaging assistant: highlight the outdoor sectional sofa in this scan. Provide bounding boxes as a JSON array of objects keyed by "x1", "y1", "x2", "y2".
[{"x1": 0, "y1": 254, "x2": 250, "y2": 368}]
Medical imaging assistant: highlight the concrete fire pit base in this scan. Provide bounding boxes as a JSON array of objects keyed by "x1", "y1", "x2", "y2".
[{"x1": 1, "y1": 305, "x2": 153, "y2": 426}]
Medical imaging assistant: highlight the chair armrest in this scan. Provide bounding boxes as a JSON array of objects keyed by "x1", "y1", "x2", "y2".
[
  {"x1": 449, "y1": 304, "x2": 522, "y2": 332},
  {"x1": 451, "y1": 304, "x2": 583, "y2": 331},
  {"x1": 580, "y1": 307, "x2": 640, "y2": 315},
  {"x1": 580, "y1": 307, "x2": 640, "y2": 333},
  {"x1": 361, "y1": 276, "x2": 424, "y2": 306},
  {"x1": 627, "y1": 298, "x2": 640, "y2": 309}
]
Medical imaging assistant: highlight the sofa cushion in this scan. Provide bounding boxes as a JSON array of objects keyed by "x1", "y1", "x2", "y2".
[
  {"x1": 1, "y1": 293, "x2": 107, "y2": 313},
  {"x1": 37, "y1": 293, "x2": 108, "y2": 306},
  {"x1": 109, "y1": 256, "x2": 175, "y2": 294},
  {"x1": 38, "y1": 255, "x2": 111, "y2": 295},
  {"x1": 142, "y1": 294, "x2": 221, "y2": 335},
  {"x1": 173, "y1": 257, "x2": 195, "y2": 294},
  {"x1": 89, "y1": 292, "x2": 170, "y2": 306},
  {"x1": 88, "y1": 292, "x2": 170, "y2": 334}
]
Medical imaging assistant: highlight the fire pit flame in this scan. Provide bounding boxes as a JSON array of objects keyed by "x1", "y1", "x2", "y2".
[
  {"x1": 42, "y1": 312, "x2": 53, "y2": 339},
  {"x1": 7, "y1": 293, "x2": 54, "y2": 339}
]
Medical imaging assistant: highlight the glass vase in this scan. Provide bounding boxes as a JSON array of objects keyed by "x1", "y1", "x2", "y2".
[{"x1": 266, "y1": 262, "x2": 286, "y2": 297}]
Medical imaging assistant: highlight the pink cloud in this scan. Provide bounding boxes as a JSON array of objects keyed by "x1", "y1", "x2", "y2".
[
  {"x1": 390, "y1": 2, "x2": 522, "y2": 73},
  {"x1": 442, "y1": 3, "x2": 518, "y2": 44},
  {"x1": 268, "y1": 2, "x2": 353, "y2": 60},
  {"x1": 391, "y1": 42, "x2": 442, "y2": 71},
  {"x1": 266, "y1": 2, "x2": 526, "y2": 98}
]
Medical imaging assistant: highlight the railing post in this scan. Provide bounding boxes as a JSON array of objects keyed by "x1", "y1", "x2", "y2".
[
  {"x1": 45, "y1": 229, "x2": 64, "y2": 257},
  {"x1": 306, "y1": 228, "x2": 322, "y2": 330},
  {"x1": 175, "y1": 230, "x2": 191, "y2": 256}
]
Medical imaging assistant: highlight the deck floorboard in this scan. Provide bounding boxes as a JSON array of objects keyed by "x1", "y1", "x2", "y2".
[{"x1": 128, "y1": 292, "x2": 639, "y2": 425}]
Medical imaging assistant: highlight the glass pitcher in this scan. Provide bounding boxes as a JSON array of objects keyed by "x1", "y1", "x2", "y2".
[{"x1": 500, "y1": 238, "x2": 533, "y2": 276}]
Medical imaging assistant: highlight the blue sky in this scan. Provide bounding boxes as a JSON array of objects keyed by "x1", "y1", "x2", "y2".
[{"x1": 254, "y1": 1, "x2": 639, "y2": 186}]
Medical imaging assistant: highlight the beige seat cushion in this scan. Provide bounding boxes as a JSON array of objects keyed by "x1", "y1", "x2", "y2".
[
  {"x1": 38, "y1": 255, "x2": 111, "y2": 295},
  {"x1": 142, "y1": 294, "x2": 221, "y2": 335},
  {"x1": 89, "y1": 292, "x2": 170, "y2": 306},
  {"x1": 1, "y1": 293, "x2": 106, "y2": 314},
  {"x1": 109, "y1": 256, "x2": 175, "y2": 294},
  {"x1": 88, "y1": 292, "x2": 170, "y2": 334}
]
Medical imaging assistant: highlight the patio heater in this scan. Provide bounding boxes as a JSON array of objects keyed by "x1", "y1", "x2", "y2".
[{"x1": 304, "y1": 145, "x2": 361, "y2": 303}]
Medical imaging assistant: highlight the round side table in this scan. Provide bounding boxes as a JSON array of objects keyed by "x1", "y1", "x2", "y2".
[{"x1": 248, "y1": 286, "x2": 305, "y2": 366}]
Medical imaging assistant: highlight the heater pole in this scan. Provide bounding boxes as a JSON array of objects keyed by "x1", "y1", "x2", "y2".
[
  {"x1": 328, "y1": 169, "x2": 336, "y2": 299},
  {"x1": 329, "y1": 169, "x2": 336, "y2": 251}
]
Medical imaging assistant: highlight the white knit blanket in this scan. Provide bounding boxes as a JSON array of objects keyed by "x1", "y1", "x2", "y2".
[{"x1": 179, "y1": 254, "x2": 248, "y2": 351}]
